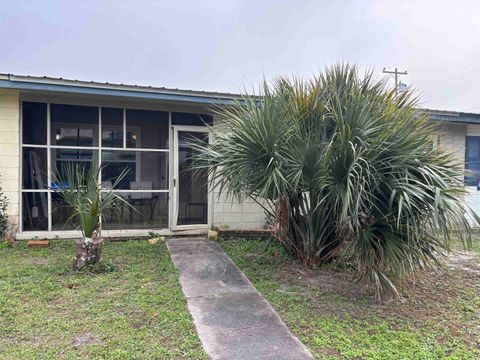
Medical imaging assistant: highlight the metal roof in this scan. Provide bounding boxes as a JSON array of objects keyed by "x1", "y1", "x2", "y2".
[
  {"x1": 0, "y1": 73, "x2": 244, "y2": 105},
  {"x1": 1, "y1": 73, "x2": 479, "y2": 123},
  {"x1": 421, "y1": 108, "x2": 480, "y2": 124}
]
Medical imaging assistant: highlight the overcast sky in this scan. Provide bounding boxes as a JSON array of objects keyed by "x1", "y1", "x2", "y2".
[{"x1": 1, "y1": 0, "x2": 479, "y2": 111}]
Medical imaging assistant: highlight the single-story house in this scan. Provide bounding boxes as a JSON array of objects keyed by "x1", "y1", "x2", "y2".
[{"x1": 0, "y1": 73, "x2": 479, "y2": 239}]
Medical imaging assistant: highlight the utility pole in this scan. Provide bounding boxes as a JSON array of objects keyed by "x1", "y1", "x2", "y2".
[{"x1": 382, "y1": 67, "x2": 408, "y2": 95}]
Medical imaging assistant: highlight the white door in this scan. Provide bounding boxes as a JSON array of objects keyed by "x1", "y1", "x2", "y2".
[{"x1": 172, "y1": 126, "x2": 210, "y2": 230}]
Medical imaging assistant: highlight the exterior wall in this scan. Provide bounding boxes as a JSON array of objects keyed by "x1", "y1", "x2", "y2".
[
  {"x1": 464, "y1": 124, "x2": 480, "y2": 215},
  {"x1": 437, "y1": 122, "x2": 467, "y2": 168},
  {"x1": 212, "y1": 192, "x2": 267, "y2": 229},
  {"x1": 0, "y1": 90, "x2": 20, "y2": 236},
  {"x1": 437, "y1": 122, "x2": 480, "y2": 219},
  {"x1": 210, "y1": 116, "x2": 267, "y2": 229}
]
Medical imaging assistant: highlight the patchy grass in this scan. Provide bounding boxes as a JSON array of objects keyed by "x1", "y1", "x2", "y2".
[
  {"x1": 221, "y1": 239, "x2": 480, "y2": 360},
  {"x1": 0, "y1": 240, "x2": 207, "y2": 360}
]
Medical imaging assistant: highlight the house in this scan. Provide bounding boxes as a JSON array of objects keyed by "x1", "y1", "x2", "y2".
[
  {"x1": 429, "y1": 109, "x2": 480, "y2": 216},
  {"x1": 0, "y1": 73, "x2": 479, "y2": 239},
  {"x1": 0, "y1": 74, "x2": 266, "y2": 239}
]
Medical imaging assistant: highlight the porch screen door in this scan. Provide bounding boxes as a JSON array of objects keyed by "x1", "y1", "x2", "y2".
[{"x1": 172, "y1": 127, "x2": 210, "y2": 229}]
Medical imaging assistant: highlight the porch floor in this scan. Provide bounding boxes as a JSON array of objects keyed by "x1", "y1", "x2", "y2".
[{"x1": 166, "y1": 237, "x2": 313, "y2": 360}]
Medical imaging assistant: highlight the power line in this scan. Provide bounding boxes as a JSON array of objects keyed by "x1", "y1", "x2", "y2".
[
  {"x1": 386, "y1": 30, "x2": 478, "y2": 70},
  {"x1": 414, "y1": 61, "x2": 479, "y2": 87},
  {"x1": 382, "y1": 67, "x2": 408, "y2": 95},
  {"x1": 460, "y1": 106, "x2": 480, "y2": 112}
]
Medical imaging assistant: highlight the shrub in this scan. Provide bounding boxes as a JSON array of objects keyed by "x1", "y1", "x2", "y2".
[
  {"x1": 192, "y1": 64, "x2": 479, "y2": 297},
  {"x1": 51, "y1": 164, "x2": 131, "y2": 270}
]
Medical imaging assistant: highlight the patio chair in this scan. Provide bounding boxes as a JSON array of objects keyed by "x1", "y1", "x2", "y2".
[{"x1": 128, "y1": 181, "x2": 158, "y2": 223}]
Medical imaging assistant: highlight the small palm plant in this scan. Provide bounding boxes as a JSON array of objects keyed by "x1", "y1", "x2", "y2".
[
  {"x1": 52, "y1": 163, "x2": 129, "y2": 270},
  {"x1": 192, "y1": 64, "x2": 479, "y2": 297}
]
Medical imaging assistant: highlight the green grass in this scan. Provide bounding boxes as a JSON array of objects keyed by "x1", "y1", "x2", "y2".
[
  {"x1": 221, "y1": 239, "x2": 480, "y2": 360},
  {"x1": 0, "y1": 240, "x2": 207, "y2": 360}
]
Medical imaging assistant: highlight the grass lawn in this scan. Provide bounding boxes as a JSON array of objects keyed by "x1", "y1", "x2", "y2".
[
  {"x1": 0, "y1": 240, "x2": 207, "y2": 360},
  {"x1": 221, "y1": 238, "x2": 480, "y2": 360}
]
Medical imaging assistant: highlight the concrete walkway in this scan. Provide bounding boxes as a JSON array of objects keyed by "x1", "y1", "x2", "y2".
[{"x1": 167, "y1": 237, "x2": 313, "y2": 360}]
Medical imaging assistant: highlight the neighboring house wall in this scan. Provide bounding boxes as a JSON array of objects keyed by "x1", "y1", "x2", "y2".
[
  {"x1": 465, "y1": 124, "x2": 480, "y2": 215},
  {"x1": 436, "y1": 122, "x2": 480, "y2": 219},
  {"x1": 437, "y1": 122, "x2": 467, "y2": 168},
  {"x1": 0, "y1": 90, "x2": 20, "y2": 234}
]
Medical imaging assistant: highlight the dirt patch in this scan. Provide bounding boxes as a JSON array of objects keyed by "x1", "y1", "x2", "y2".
[
  {"x1": 321, "y1": 347, "x2": 341, "y2": 357},
  {"x1": 445, "y1": 251, "x2": 480, "y2": 275},
  {"x1": 31, "y1": 258, "x2": 49, "y2": 265},
  {"x1": 0, "y1": 336, "x2": 46, "y2": 346},
  {"x1": 268, "y1": 251, "x2": 480, "y2": 347},
  {"x1": 47, "y1": 298, "x2": 69, "y2": 307},
  {"x1": 72, "y1": 333, "x2": 102, "y2": 349},
  {"x1": 272, "y1": 263, "x2": 372, "y2": 300}
]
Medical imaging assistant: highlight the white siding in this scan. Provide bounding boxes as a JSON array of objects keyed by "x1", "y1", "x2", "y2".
[{"x1": 0, "y1": 90, "x2": 20, "y2": 233}]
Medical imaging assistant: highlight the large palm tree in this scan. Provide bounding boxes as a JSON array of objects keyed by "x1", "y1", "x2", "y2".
[{"x1": 192, "y1": 64, "x2": 478, "y2": 297}]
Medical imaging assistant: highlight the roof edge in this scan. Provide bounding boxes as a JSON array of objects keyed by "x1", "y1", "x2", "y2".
[{"x1": 0, "y1": 73, "x2": 245, "y2": 105}]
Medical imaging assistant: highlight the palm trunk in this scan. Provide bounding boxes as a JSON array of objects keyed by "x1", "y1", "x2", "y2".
[{"x1": 73, "y1": 229, "x2": 103, "y2": 270}]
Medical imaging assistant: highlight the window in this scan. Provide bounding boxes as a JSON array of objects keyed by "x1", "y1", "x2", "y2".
[
  {"x1": 126, "y1": 109, "x2": 168, "y2": 149},
  {"x1": 172, "y1": 112, "x2": 213, "y2": 126},
  {"x1": 22, "y1": 192, "x2": 48, "y2": 231},
  {"x1": 21, "y1": 102, "x2": 170, "y2": 232},
  {"x1": 22, "y1": 102, "x2": 47, "y2": 145},
  {"x1": 465, "y1": 136, "x2": 480, "y2": 186},
  {"x1": 102, "y1": 107, "x2": 124, "y2": 148},
  {"x1": 22, "y1": 147, "x2": 47, "y2": 189},
  {"x1": 101, "y1": 151, "x2": 137, "y2": 189},
  {"x1": 51, "y1": 104, "x2": 98, "y2": 146},
  {"x1": 51, "y1": 149, "x2": 98, "y2": 188},
  {"x1": 101, "y1": 151, "x2": 168, "y2": 190},
  {"x1": 102, "y1": 193, "x2": 168, "y2": 230}
]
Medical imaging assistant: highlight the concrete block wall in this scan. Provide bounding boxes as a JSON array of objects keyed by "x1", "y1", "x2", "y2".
[
  {"x1": 0, "y1": 90, "x2": 20, "y2": 233},
  {"x1": 212, "y1": 191, "x2": 267, "y2": 229},
  {"x1": 464, "y1": 124, "x2": 480, "y2": 216},
  {"x1": 437, "y1": 122, "x2": 467, "y2": 168},
  {"x1": 210, "y1": 115, "x2": 267, "y2": 229},
  {"x1": 436, "y1": 122, "x2": 480, "y2": 222}
]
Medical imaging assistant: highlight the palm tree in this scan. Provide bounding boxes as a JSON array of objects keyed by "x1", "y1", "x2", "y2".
[
  {"x1": 52, "y1": 164, "x2": 129, "y2": 270},
  {"x1": 192, "y1": 64, "x2": 479, "y2": 297}
]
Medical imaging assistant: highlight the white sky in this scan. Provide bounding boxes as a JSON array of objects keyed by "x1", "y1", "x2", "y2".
[{"x1": 1, "y1": 0, "x2": 479, "y2": 111}]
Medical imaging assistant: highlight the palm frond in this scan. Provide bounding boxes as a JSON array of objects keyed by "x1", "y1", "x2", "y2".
[
  {"x1": 190, "y1": 63, "x2": 478, "y2": 297},
  {"x1": 51, "y1": 163, "x2": 131, "y2": 238}
]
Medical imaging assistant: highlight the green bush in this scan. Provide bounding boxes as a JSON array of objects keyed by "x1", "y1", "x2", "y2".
[{"x1": 192, "y1": 64, "x2": 478, "y2": 297}]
